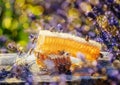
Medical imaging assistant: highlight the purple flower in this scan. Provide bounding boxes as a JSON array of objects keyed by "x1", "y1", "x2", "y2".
[{"x1": 0, "y1": 36, "x2": 7, "y2": 43}]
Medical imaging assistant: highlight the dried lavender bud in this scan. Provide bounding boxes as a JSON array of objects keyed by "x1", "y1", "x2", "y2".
[{"x1": 56, "y1": 24, "x2": 63, "y2": 32}]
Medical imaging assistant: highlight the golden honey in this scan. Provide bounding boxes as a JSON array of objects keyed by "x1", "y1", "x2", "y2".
[{"x1": 34, "y1": 30, "x2": 101, "y2": 68}]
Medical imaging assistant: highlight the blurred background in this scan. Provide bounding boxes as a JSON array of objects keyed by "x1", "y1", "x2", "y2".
[{"x1": 0, "y1": 0, "x2": 120, "y2": 59}]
